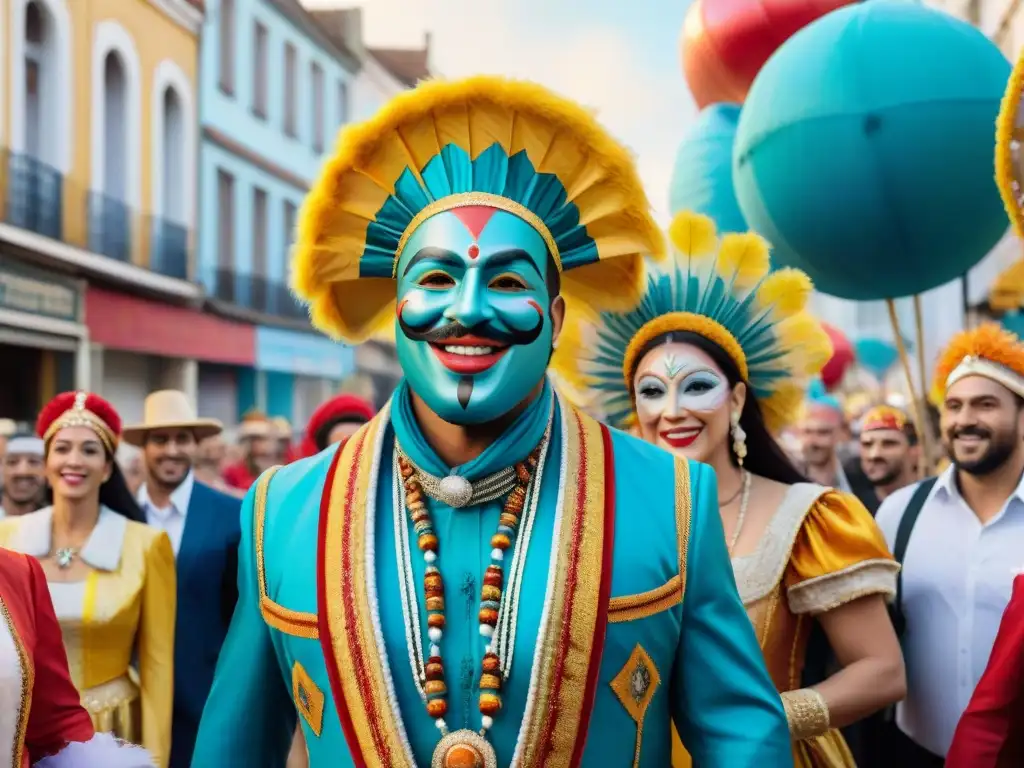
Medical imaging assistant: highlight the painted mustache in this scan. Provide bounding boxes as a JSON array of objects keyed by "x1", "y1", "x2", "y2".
[{"x1": 398, "y1": 315, "x2": 544, "y2": 348}]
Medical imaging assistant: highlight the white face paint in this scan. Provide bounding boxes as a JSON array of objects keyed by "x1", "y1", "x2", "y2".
[
  {"x1": 634, "y1": 352, "x2": 729, "y2": 420},
  {"x1": 632, "y1": 342, "x2": 737, "y2": 463}
]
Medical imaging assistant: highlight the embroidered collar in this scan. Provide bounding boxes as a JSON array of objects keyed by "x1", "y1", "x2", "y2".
[{"x1": 8, "y1": 506, "x2": 127, "y2": 571}]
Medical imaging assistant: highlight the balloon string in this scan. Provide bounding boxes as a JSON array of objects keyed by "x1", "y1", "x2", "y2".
[{"x1": 887, "y1": 298, "x2": 931, "y2": 476}]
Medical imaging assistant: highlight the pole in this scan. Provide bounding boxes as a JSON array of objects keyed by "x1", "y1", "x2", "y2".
[{"x1": 887, "y1": 298, "x2": 931, "y2": 473}]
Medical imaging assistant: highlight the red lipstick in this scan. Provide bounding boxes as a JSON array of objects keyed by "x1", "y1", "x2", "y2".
[{"x1": 659, "y1": 427, "x2": 702, "y2": 449}]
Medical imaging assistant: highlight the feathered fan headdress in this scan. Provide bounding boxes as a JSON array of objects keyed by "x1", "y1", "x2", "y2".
[
  {"x1": 291, "y1": 75, "x2": 664, "y2": 344},
  {"x1": 551, "y1": 211, "x2": 833, "y2": 431}
]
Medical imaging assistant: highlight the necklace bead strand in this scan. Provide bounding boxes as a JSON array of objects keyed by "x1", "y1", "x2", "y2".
[{"x1": 397, "y1": 445, "x2": 543, "y2": 742}]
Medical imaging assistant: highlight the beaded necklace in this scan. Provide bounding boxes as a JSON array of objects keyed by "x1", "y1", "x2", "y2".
[{"x1": 394, "y1": 426, "x2": 550, "y2": 768}]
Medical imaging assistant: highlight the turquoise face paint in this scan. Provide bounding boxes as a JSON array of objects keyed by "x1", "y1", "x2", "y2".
[{"x1": 394, "y1": 207, "x2": 554, "y2": 424}]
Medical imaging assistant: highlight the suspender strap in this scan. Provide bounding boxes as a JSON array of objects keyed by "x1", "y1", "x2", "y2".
[{"x1": 890, "y1": 477, "x2": 938, "y2": 637}]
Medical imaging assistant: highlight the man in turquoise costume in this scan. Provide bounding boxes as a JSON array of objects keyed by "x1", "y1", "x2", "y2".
[{"x1": 193, "y1": 76, "x2": 793, "y2": 768}]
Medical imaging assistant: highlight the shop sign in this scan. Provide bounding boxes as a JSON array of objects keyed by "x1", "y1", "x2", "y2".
[
  {"x1": 0, "y1": 258, "x2": 79, "y2": 322},
  {"x1": 256, "y1": 326, "x2": 355, "y2": 379}
]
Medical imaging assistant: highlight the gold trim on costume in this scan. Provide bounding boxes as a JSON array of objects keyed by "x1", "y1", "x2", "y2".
[
  {"x1": 610, "y1": 644, "x2": 661, "y2": 768},
  {"x1": 42, "y1": 392, "x2": 118, "y2": 454},
  {"x1": 518, "y1": 405, "x2": 607, "y2": 767},
  {"x1": 0, "y1": 596, "x2": 31, "y2": 768},
  {"x1": 622, "y1": 313, "x2": 749, "y2": 391},
  {"x1": 292, "y1": 661, "x2": 325, "y2": 738},
  {"x1": 323, "y1": 413, "x2": 409, "y2": 767},
  {"x1": 391, "y1": 192, "x2": 563, "y2": 275},
  {"x1": 674, "y1": 458, "x2": 692, "y2": 590},
  {"x1": 254, "y1": 466, "x2": 321, "y2": 639},
  {"x1": 608, "y1": 576, "x2": 683, "y2": 623}
]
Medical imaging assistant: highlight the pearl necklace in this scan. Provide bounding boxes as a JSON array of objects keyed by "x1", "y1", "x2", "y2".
[
  {"x1": 727, "y1": 470, "x2": 752, "y2": 554},
  {"x1": 393, "y1": 421, "x2": 551, "y2": 768}
]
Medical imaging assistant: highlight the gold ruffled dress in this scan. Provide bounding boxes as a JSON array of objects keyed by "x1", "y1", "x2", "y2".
[
  {"x1": 0, "y1": 506, "x2": 176, "y2": 767},
  {"x1": 673, "y1": 484, "x2": 899, "y2": 768}
]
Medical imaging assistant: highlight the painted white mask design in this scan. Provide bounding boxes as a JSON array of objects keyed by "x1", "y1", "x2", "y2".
[{"x1": 634, "y1": 352, "x2": 729, "y2": 420}]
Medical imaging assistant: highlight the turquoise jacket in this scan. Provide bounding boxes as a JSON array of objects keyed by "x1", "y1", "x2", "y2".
[{"x1": 193, "y1": 389, "x2": 792, "y2": 767}]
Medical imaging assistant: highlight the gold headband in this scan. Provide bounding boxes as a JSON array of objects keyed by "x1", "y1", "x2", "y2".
[
  {"x1": 622, "y1": 312, "x2": 749, "y2": 390},
  {"x1": 946, "y1": 355, "x2": 1024, "y2": 400},
  {"x1": 391, "y1": 192, "x2": 563, "y2": 276},
  {"x1": 42, "y1": 392, "x2": 118, "y2": 454}
]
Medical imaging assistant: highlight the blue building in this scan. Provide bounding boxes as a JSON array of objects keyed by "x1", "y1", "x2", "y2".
[{"x1": 196, "y1": 0, "x2": 361, "y2": 428}]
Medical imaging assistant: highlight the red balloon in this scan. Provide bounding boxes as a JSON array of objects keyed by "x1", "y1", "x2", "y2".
[
  {"x1": 820, "y1": 323, "x2": 854, "y2": 391},
  {"x1": 682, "y1": 0, "x2": 855, "y2": 108}
]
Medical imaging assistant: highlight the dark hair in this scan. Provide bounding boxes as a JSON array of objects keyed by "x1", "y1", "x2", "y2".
[
  {"x1": 632, "y1": 331, "x2": 807, "y2": 485},
  {"x1": 314, "y1": 417, "x2": 367, "y2": 453},
  {"x1": 41, "y1": 451, "x2": 145, "y2": 523},
  {"x1": 100, "y1": 462, "x2": 146, "y2": 523}
]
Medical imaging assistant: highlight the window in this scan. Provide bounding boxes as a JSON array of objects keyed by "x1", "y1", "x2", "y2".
[
  {"x1": 252, "y1": 187, "x2": 268, "y2": 276},
  {"x1": 311, "y1": 62, "x2": 324, "y2": 152},
  {"x1": 216, "y1": 169, "x2": 235, "y2": 273},
  {"x1": 160, "y1": 86, "x2": 185, "y2": 222},
  {"x1": 252, "y1": 22, "x2": 268, "y2": 118},
  {"x1": 24, "y1": 1, "x2": 47, "y2": 159},
  {"x1": 283, "y1": 200, "x2": 297, "y2": 263},
  {"x1": 337, "y1": 79, "x2": 349, "y2": 127},
  {"x1": 102, "y1": 52, "x2": 128, "y2": 202},
  {"x1": 283, "y1": 43, "x2": 297, "y2": 137},
  {"x1": 218, "y1": 0, "x2": 235, "y2": 94}
]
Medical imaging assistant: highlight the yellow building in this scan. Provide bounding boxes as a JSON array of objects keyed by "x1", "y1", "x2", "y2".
[
  {"x1": 1, "y1": 0, "x2": 201, "y2": 271},
  {"x1": 0, "y1": 0, "x2": 203, "y2": 422}
]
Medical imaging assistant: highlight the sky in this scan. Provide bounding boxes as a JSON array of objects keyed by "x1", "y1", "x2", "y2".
[{"x1": 304, "y1": 0, "x2": 697, "y2": 223}]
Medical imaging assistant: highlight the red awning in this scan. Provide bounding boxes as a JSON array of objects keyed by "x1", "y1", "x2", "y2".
[{"x1": 85, "y1": 287, "x2": 255, "y2": 365}]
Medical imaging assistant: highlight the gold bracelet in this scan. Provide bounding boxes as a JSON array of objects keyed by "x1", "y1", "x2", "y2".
[{"x1": 781, "y1": 688, "x2": 831, "y2": 741}]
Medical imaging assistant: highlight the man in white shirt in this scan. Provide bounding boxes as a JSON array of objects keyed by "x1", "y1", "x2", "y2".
[
  {"x1": 123, "y1": 390, "x2": 242, "y2": 768},
  {"x1": 876, "y1": 324, "x2": 1024, "y2": 766}
]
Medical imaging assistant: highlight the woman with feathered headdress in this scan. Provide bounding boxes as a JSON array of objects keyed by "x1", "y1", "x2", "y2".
[{"x1": 553, "y1": 211, "x2": 906, "y2": 767}]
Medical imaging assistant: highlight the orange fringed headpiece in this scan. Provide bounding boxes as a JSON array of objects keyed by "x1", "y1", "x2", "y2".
[
  {"x1": 36, "y1": 391, "x2": 121, "y2": 454},
  {"x1": 931, "y1": 323, "x2": 1024, "y2": 403},
  {"x1": 861, "y1": 405, "x2": 908, "y2": 433}
]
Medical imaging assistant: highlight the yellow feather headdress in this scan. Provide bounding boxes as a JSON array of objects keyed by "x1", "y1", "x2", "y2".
[
  {"x1": 551, "y1": 211, "x2": 833, "y2": 431},
  {"x1": 290, "y1": 75, "x2": 664, "y2": 344},
  {"x1": 996, "y1": 46, "x2": 1024, "y2": 237}
]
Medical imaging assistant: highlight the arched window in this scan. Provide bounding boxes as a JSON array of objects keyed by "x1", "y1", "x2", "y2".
[
  {"x1": 89, "y1": 21, "x2": 141, "y2": 263},
  {"x1": 9, "y1": 0, "x2": 71, "y2": 174},
  {"x1": 10, "y1": 0, "x2": 64, "y2": 237},
  {"x1": 102, "y1": 51, "x2": 128, "y2": 203},
  {"x1": 161, "y1": 86, "x2": 185, "y2": 223},
  {"x1": 151, "y1": 60, "x2": 195, "y2": 280}
]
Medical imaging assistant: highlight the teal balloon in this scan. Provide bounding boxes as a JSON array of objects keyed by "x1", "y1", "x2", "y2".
[
  {"x1": 733, "y1": 0, "x2": 1010, "y2": 300},
  {"x1": 854, "y1": 337, "x2": 901, "y2": 379},
  {"x1": 669, "y1": 103, "x2": 747, "y2": 233}
]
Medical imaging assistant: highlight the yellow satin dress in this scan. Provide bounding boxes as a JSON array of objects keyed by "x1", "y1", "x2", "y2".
[
  {"x1": 0, "y1": 506, "x2": 175, "y2": 767},
  {"x1": 673, "y1": 485, "x2": 898, "y2": 768}
]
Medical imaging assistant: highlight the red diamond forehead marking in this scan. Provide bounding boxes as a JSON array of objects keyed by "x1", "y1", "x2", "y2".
[
  {"x1": 468, "y1": 243, "x2": 480, "y2": 259},
  {"x1": 451, "y1": 206, "x2": 498, "y2": 240}
]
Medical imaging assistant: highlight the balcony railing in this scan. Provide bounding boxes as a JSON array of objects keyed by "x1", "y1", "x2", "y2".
[
  {"x1": 5, "y1": 151, "x2": 62, "y2": 239},
  {"x1": 149, "y1": 217, "x2": 189, "y2": 280},
  {"x1": 0, "y1": 146, "x2": 195, "y2": 281},
  {"x1": 209, "y1": 268, "x2": 308, "y2": 321},
  {"x1": 88, "y1": 192, "x2": 131, "y2": 263}
]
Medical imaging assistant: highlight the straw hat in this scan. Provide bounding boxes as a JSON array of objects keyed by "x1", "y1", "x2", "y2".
[
  {"x1": 122, "y1": 390, "x2": 223, "y2": 447},
  {"x1": 272, "y1": 416, "x2": 292, "y2": 438}
]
